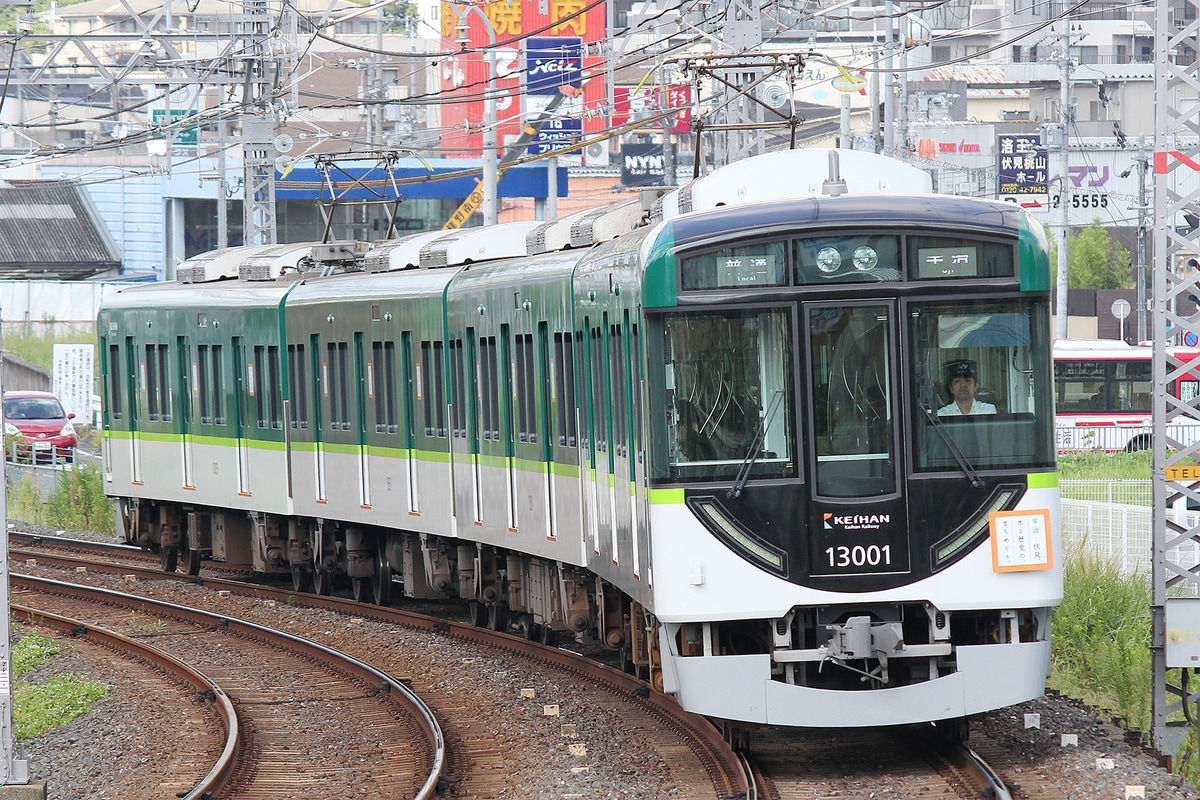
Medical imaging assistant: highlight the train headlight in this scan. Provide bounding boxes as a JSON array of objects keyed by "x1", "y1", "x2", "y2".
[
  {"x1": 815, "y1": 246, "x2": 842, "y2": 273},
  {"x1": 687, "y1": 497, "x2": 788, "y2": 574},
  {"x1": 852, "y1": 246, "x2": 879, "y2": 271},
  {"x1": 931, "y1": 486, "x2": 1021, "y2": 568}
]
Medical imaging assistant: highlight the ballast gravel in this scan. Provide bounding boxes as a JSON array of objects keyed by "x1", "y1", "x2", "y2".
[{"x1": 11, "y1": 522, "x2": 1200, "y2": 799}]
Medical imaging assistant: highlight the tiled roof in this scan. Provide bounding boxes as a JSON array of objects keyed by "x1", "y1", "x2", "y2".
[{"x1": 0, "y1": 181, "x2": 121, "y2": 279}]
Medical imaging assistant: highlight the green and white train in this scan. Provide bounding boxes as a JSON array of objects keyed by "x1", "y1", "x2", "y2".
[{"x1": 99, "y1": 149, "x2": 1062, "y2": 728}]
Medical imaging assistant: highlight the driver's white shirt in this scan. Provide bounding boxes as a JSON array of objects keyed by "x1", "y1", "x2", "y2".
[{"x1": 937, "y1": 399, "x2": 997, "y2": 416}]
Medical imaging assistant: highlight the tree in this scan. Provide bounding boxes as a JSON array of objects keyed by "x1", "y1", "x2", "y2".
[{"x1": 1050, "y1": 219, "x2": 1134, "y2": 290}]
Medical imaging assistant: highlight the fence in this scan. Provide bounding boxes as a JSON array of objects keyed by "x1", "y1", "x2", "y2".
[
  {"x1": 1056, "y1": 423, "x2": 1200, "y2": 454},
  {"x1": 1060, "y1": 479, "x2": 1200, "y2": 587}
]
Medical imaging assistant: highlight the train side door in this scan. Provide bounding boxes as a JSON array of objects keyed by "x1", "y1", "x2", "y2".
[
  {"x1": 232, "y1": 337, "x2": 251, "y2": 495},
  {"x1": 354, "y1": 333, "x2": 371, "y2": 508},
  {"x1": 311, "y1": 334, "x2": 327, "y2": 502},
  {"x1": 402, "y1": 333, "x2": 420, "y2": 513},
  {"x1": 177, "y1": 336, "x2": 195, "y2": 489},
  {"x1": 126, "y1": 337, "x2": 142, "y2": 484}
]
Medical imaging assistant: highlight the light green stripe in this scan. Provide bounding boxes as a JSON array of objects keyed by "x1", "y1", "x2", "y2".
[
  {"x1": 650, "y1": 488, "x2": 685, "y2": 504},
  {"x1": 551, "y1": 462, "x2": 580, "y2": 479},
  {"x1": 1028, "y1": 472, "x2": 1058, "y2": 488}
]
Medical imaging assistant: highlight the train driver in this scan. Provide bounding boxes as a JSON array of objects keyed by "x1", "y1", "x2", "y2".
[{"x1": 937, "y1": 359, "x2": 997, "y2": 416}]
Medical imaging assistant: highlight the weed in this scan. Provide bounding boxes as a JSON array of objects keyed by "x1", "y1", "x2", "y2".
[
  {"x1": 14, "y1": 674, "x2": 108, "y2": 740},
  {"x1": 13, "y1": 631, "x2": 59, "y2": 679},
  {"x1": 1050, "y1": 546, "x2": 1153, "y2": 731}
]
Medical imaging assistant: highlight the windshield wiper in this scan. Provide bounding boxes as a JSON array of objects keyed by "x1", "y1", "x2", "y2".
[
  {"x1": 920, "y1": 403, "x2": 984, "y2": 489},
  {"x1": 728, "y1": 390, "x2": 786, "y2": 499}
]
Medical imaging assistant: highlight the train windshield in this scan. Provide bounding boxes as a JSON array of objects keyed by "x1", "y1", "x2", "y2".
[
  {"x1": 657, "y1": 309, "x2": 796, "y2": 482},
  {"x1": 909, "y1": 300, "x2": 1055, "y2": 472}
]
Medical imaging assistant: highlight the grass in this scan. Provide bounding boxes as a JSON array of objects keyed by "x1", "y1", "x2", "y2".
[
  {"x1": 1058, "y1": 451, "x2": 1152, "y2": 481},
  {"x1": 6, "y1": 462, "x2": 115, "y2": 536},
  {"x1": 1050, "y1": 548, "x2": 1153, "y2": 732},
  {"x1": 10, "y1": 629, "x2": 109, "y2": 741},
  {"x1": 2, "y1": 330, "x2": 96, "y2": 373}
]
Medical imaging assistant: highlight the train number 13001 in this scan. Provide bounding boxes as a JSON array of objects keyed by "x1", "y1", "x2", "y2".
[{"x1": 825, "y1": 544, "x2": 892, "y2": 569}]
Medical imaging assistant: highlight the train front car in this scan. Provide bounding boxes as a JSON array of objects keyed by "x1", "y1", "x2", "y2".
[{"x1": 635, "y1": 189, "x2": 1060, "y2": 728}]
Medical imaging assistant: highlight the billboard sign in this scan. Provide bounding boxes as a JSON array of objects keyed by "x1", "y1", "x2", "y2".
[
  {"x1": 525, "y1": 37, "x2": 582, "y2": 95},
  {"x1": 998, "y1": 133, "x2": 1049, "y2": 210},
  {"x1": 621, "y1": 142, "x2": 665, "y2": 187},
  {"x1": 612, "y1": 85, "x2": 691, "y2": 134}
]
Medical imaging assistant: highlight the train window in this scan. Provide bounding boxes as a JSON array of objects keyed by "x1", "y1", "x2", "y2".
[
  {"x1": 158, "y1": 345, "x2": 171, "y2": 422},
  {"x1": 211, "y1": 345, "x2": 224, "y2": 424},
  {"x1": 327, "y1": 342, "x2": 350, "y2": 431},
  {"x1": 420, "y1": 341, "x2": 434, "y2": 436},
  {"x1": 125, "y1": 337, "x2": 138, "y2": 424},
  {"x1": 515, "y1": 333, "x2": 536, "y2": 444},
  {"x1": 680, "y1": 241, "x2": 787, "y2": 290},
  {"x1": 554, "y1": 332, "x2": 577, "y2": 447},
  {"x1": 809, "y1": 305, "x2": 896, "y2": 498},
  {"x1": 401, "y1": 334, "x2": 416, "y2": 447},
  {"x1": 419, "y1": 341, "x2": 446, "y2": 438},
  {"x1": 501, "y1": 327, "x2": 515, "y2": 452},
  {"x1": 908, "y1": 235, "x2": 1014, "y2": 279},
  {"x1": 910, "y1": 300, "x2": 1054, "y2": 472},
  {"x1": 795, "y1": 234, "x2": 901, "y2": 285},
  {"x1": 198, "y1": 345, "x2": 211, "y2": 423},
  {"x1": 478, "y1": 336, "x2": 499, "y2": 441},
  {"x1": 590, "y1": 327, "x2": 608, "y2": 456},
  {"x1": 145, "y1": 344, "x2": 170, "y2": 422},
  {"x1": 538, "y1": 323, "x2": 551, "y2": 456},
  {"x1": 268, "y1": 346, "x2": 282, "y2": 429},
  {"x1": 107, "y1": 343, "x2": 122, "y2": 420},
  {"x1": 288, "y1": 344, "x2": 308, "y2": 429},
  {"x1": 655, "y1": 309, "x2": 795, "y2": 483},
  {"x1": 449, "y1": 338, "x2": 467, "y2": 439},
  {"x1": 253, "y1": 346, "x2": 267, "y2": 428},
  {"x1": 371, "y1": 341, "x2": 398, "y2": 434},
  {"x1": 610, "y1": 324, "x2": 627, "y2": 457},
  {"x1": 145, "y1": 345, "x2": 158, "y2": 420}
]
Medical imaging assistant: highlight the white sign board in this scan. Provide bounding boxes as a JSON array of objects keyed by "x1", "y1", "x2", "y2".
[{"x1": 52, "y1": 344, "x2": 94, "y2": 421}]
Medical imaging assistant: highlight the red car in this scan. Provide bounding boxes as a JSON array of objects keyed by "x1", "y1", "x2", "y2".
[{"x1": 4, "y1": 391, "x2": 77, "y2": 464}]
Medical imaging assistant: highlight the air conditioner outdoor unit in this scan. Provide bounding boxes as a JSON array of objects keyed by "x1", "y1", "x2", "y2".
[{"x1": 584, "y1": 139, "x2": 610, "y2": 167}]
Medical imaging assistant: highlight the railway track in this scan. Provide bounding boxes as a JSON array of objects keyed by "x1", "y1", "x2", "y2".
[
  {"x1": 13, "y1": 535, "x2": 749, "y2": 799},
  {"x1": 745, "y1": 725, "x2": 1012, "y2": 799},
  {"x1": 15, "y1": 575, "x2": 442, "y2": 799}
]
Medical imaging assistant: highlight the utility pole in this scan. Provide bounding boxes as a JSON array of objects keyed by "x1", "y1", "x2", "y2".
[
  {"x1": 883, "y1": 0, "x2": 895, "y2": 156},
  {"x1": 1054, "y1": 30, "x2": 1074, "y2": 340},
  {"x1": 1135, "y1": 135, "x2": 1149, "y2": 344}
]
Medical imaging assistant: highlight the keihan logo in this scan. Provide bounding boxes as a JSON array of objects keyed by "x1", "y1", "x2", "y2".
[{"x1": 823, "y1": 512, "x2": 890, "y2": 531}]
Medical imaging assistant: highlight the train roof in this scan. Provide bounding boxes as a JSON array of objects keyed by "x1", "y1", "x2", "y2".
[
  {"x1": 99, "y1": 273, "x2": 298, "y2": 310},
  {"x1": 662, "y1": 193, "x2": 1025, "y2": 250},
  {"x1": 159, "y1": 149, "x2": 1038, "y2": 286}
]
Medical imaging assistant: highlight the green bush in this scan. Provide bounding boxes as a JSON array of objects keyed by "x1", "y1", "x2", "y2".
[
  {"x1": 7, "y1": 475, "x2": 46, "y2": 526},
  {"x1": 1051, "y1": 548, "x2": 1153, "y2": 731},
  {"x1": 6, "y1": 464, "x2": 114, "y2": 535},
  {"x1": 45, "y1": 463, "x2": 114, "y2": 535}
]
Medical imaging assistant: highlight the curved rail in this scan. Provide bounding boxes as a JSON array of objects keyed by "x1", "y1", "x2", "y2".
[
  {"x1": 958, "y1": 742, "x2": 1013, "y2": 800},
  {"x1": 14, "y1": 542, "x2": 748, "y2": 798},
  {"x1": 17, "y1": 574, "x2": 447, "y2": 800},
  {"x1": 13, "y1": 602, "x2": 241, "y2": 800}
]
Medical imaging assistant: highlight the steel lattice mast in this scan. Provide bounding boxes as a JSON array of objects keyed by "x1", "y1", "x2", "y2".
[{"x1": 1152, "y1": 0, "x2": 1200, "y2": 760}]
